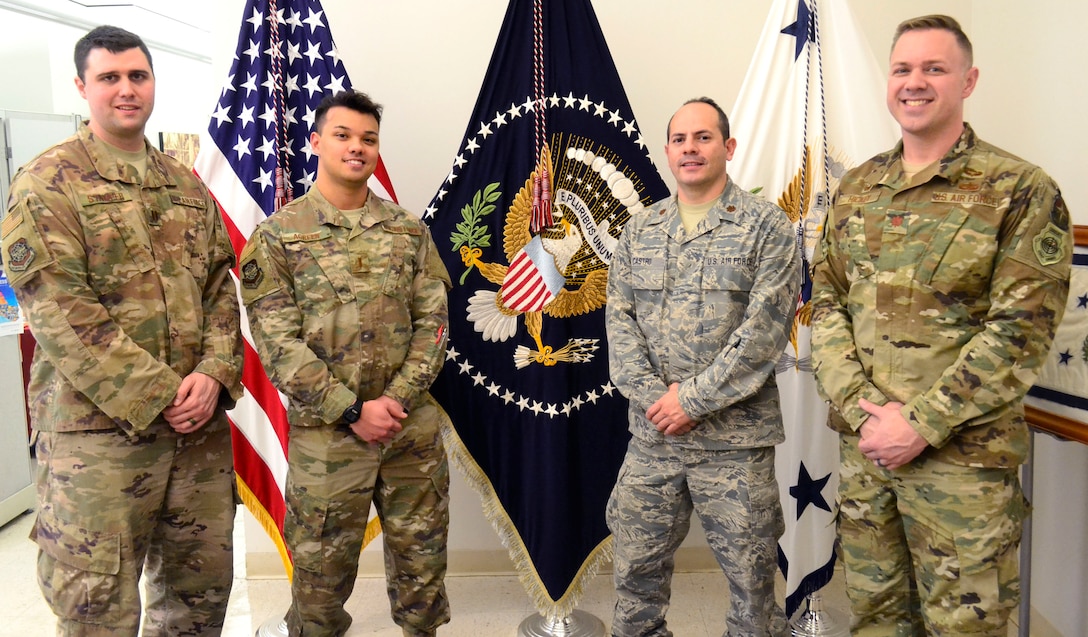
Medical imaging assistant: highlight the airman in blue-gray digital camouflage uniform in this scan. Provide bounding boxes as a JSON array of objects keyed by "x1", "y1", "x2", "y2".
[
  {"x1": 1, "y1": 26, "x2": 242, "y2": 637},
  {"x1": 606, "y1": 98, "x2": 798, "y2": 637},
  {"x1": 240, "y1": 91, "x2": 452, "y2": 637},
  {"x1": 811, "y1": 15, "x2": 1072, "y2": 637}
]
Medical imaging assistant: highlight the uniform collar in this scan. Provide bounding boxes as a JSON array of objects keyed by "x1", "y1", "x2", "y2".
[
  {"x1": 651, "y1": 178, "x2": 742, "y2": 239},
  {"x1": 304, "y1": 185, "x2": 393, "y2": 229},
  {"x1": 872, "y1": 123, "x2": 981, "y2": 191},
  {"x1": 76, "y1": 121, "x2": 172, "y2": 188}
]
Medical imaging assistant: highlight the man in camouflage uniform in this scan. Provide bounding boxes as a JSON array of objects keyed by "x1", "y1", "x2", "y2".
[
  {"x1": 605, "y1": 97, "x2": 799, "y2": 637},
  {"x1": 0, "y1": 26, "x2": 243, "y2": 637},
  {"x1": 811, "y1": 15, "x2": 1072, "y2": 637},
  {"x1": 240, "y1": 91, "x2": 452, "y2": 637}
]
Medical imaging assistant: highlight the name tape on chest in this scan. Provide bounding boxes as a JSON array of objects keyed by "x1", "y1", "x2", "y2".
[
  {"x1": 930, "y1": 191, "x2": 999, "y2": 207},
  {"x1": 82, "y1": 192, "x2": 129, "y2": 205}
]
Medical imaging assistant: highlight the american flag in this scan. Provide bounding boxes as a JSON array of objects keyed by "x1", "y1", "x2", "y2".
[{"x1": 193, "y1": 0, "x2": 397, "y2": 572}]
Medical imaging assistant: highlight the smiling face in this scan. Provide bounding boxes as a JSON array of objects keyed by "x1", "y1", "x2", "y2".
[
  {"x1": 665, "y1": 101, "x2": 736, "y2": 204},
  {"x1": 887, "y1": 28, "x2": 978, "y2": 156},
  {"x1": 75, "y1": 46, "x2": 155, "y2": 151},
  {"x1": 311, "y1": 105, "x2": 380, "y2": 191}
]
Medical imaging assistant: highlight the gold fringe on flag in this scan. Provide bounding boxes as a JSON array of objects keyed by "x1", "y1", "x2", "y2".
[
  {"x1": 235, "y1": 475, "x2": 383, "y2": 582},
  {"x1": 436, "y1": 404, "x2": 613, "y2": 623}
]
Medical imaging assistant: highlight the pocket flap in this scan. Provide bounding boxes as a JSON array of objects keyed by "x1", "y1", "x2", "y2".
[{"x1": 33, "y1": 509, "x2": 121, "y2": 576}]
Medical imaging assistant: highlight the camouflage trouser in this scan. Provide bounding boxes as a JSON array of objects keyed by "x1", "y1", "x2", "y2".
[
  {"x1": 32, "y1": 419, "x2": 236, "y2": 637},
  {"x1": 284, "y1": 396, "x2": 451, "y2": 637},
  {"x1": 838, "y1": 436, "x2": 1027, "y2": 637},
  {"x1": 606, "y1": 438, "x2": 788, "y2": 637}
]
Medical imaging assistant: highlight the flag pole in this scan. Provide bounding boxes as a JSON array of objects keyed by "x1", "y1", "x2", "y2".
[
  {"x1": 518, "y1": 609, "x2": 605, "y2": 636},
  {"x1": 256, "y1": 616, "x2": 288, "y2": 636},
  {"x1": 788, "y1": 592, "x2": 848, "y2": 637}
]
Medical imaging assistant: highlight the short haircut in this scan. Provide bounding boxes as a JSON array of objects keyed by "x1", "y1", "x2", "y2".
[
  {"x1": 668, "y1": 96, "x2": 731, "y2": 141},
  {"x1": 74, "y1": 25, "x2": 153, "y2": 81},
  {"x1": 892, "y1": 14, "x2": 973, "y2": 68},
  {"x1": 314, "y1": 91, "x2": 383, "y2": 132}
]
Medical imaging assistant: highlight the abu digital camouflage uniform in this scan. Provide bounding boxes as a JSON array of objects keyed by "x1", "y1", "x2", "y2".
[
  {"x1": 1, "y1": 123, "x2": 243, "y2": 636},
  {"x1": 240, "y1": 186, "x2": 452, "y2": 637},
  {"x1": 811, "y1": 124, "x2": 1072, "y2": 636},
  {"x1": 605, "y1": 180, "x2": 799, "y2": 637}
]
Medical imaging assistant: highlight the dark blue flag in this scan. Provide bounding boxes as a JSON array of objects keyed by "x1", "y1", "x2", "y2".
[{"x1": 422, "y1": 0, "x2": 668, "y2": 616}]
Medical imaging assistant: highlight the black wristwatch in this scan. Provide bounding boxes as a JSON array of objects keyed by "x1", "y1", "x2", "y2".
[{"x1": 341, "y1": 398, "x2": 363, "y2": 426}]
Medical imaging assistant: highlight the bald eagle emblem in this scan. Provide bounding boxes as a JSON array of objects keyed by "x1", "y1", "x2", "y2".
[{"x1": 452, "y1": 142, "x2": 642, "y2": 368}]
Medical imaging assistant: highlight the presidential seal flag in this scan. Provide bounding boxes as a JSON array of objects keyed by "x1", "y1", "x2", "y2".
[
  {"x1": 422, "y1": 0, "x2": 668, "y2": 618},
  {"x1": 193, "y1": 0, "x2": 396, "y2": 574},
  {"x1": 729, "y1": 0, "x2": 898, "y2": 617}
]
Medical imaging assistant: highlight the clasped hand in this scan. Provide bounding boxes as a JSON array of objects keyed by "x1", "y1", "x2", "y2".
[
  {"x1": 162, "y1": 372, "x2": 222, "y2": 434},
  {"x1": 647, "y1": 383, "x2": 695, "y2": 436},
  {"x1": 348, "y1": 395, "x2": 406, "y2": 445},
  {"x1": 856, "y1": 398, "x2": 927, "y2": 470}
]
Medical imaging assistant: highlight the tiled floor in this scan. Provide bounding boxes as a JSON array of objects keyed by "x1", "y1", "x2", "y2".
[
  {"x1": 0, "y1": 507, "x2": 1021, "y2": 636},
  {"x1": 2, "y1": 507, "x2": 857, "y2": 636}
]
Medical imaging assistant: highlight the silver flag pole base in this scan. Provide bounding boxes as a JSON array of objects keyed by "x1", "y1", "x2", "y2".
[
  {"x1": 518, "y1": 610, "x2": 606, "y2": 637},
  {"x1": 255, "y1": 614, "x2": 288, "y2": 637},
  {"x1": 789, "y1": 592, "x2": 849, "y2": 637}
]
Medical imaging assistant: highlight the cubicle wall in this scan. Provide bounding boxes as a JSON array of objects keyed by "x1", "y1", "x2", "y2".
[{"x1": 0, "y1": 110, "x2": 80, "y2": 526}]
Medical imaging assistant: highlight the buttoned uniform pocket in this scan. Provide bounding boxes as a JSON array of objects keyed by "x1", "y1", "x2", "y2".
[
  {"x1": 32, "y1": 507, "x2": 122, "y2": 623},
  {"x1": 903, "y1": 482, "x2": 1027, "y2": 634},
  {"x1": 85, "y1": 198, "x2": 157, "y2": 296},
  {"x1": 914, "y1": 207, "x2": 998, "y2": 298},
  {"x1": 699, "y1": 257, "x2": 753, "y2": 343},
  {"x1": 283, "y1": 483, "x2": 333, "y2": 574},
  {"x1": 161, "y1": 191, "x2": 209, "y2": 281},
  {"x1": 843, "y1": 224, "x2": 876, "y2": 285},
  {"x1": 628, "y1": 253, "x2": 664, "y2": 291},
  {"x1": 378, "y1": 228, "x2": 420, "y2": 303},
  {"x1": 284, "y1": 230, "x2": 355, "y2": 319}
]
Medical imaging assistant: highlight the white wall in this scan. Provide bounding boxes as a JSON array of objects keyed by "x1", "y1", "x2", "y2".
[
  {"x1": 0, "y1": 2, "x2": 215, "y2": 149},
  {"x1": 3, "y1": 1, "x2": 1086, "y2": 634},
  {"x1": 968, "y1": 5, "x2": 1088, "y2": 636}
]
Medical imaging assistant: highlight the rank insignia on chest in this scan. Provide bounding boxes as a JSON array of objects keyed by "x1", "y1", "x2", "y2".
[
  {"x1": 241, "y1": 259, "x2": 264, "y2": 289},
  {"x1": 1032, "y1": 222, "x2": 1068, "y2": 267},
  {"x1": 884, "y1": 210, "x2": 909, "y2": 235},
  {"x1": 5, "y1": 238, "x2": 35, "y2": 271}
]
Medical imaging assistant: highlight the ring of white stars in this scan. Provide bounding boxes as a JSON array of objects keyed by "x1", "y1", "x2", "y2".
[
  {"x1": 445, "y1": 340, "x2": 618, "y2": 419},
  {"x1": 430, "y1": 92, "x2": 655, "y2": 419},
  {"x1": 423, "y1": 92, "x2": 653, "y2": 219}
]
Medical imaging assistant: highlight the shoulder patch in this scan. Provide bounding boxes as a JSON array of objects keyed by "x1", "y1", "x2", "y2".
[
  {"x1": 238, "y1": 236, "x2": 284, "y2": 304},
  {"x1": 240, "y1": 258, "x2": 264, "y2": 289},
  {"x1": 5, "y1": 237, "x2": 36, "y2": 271},
  {"x1": 1032, "y1": 222, "x2": 1067, "y2": 267}
]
